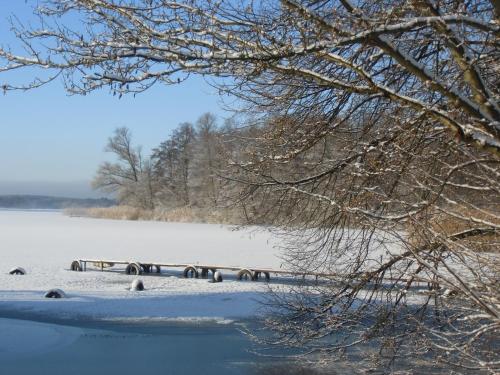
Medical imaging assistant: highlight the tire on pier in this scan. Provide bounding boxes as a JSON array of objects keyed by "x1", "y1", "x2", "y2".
[
  {"x1": 70, "y1": 260, "x2": 82, "y2": 272},
  {"x1": 201, "y1": 268, "x2": 217, "y2": 279},
  {"x1": 253, "y1": 271, "x2": 270, "y2": 281},
  {"x1": 142, "y1": 264, "x2": 161, "y2": 274},
  {"x1": 141, "y1": 264, "x2": 150, "y2": 273},
  {"x1": 183, "y1": 265, "x2": 199, "y2": 278},
  {"x1": 126, "y1": 262, "x2": 142, "y2": 275},
  {"x1": 237, "y1": 269, "x2": 255, "y2": 281}
]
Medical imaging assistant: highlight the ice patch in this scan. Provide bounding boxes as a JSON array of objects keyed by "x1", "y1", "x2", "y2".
[{"x1": 0, "y1": 318, "x2": 81, "y2": 357}]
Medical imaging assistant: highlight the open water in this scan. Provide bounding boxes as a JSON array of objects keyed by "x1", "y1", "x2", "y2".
[{"x1": 0, "y1": 317, "x2": 308, "y2": 375}]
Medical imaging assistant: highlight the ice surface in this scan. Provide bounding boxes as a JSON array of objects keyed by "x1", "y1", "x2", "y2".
[
  {"x1": 0, "y1": 210, "x2": 282, "y2": 321},
  {"x1": 0, "y1": 317, "x2": 81, "y2": 355}
]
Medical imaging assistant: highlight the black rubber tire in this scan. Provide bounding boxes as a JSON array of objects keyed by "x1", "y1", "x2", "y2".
[
  {"x1": 44, "y1": 289, "x2": 66, "y2": 298},
  {"x1": 212, "y1": 271, "x2": 223, "y2": 283},
  {"x1": 183, "y1": 266, "x2": 199, "y2": 278},
  {"x1": 126, "y1": 263, "x2": 142, "y2": 275},
  {"x1": 254, "y1": 271, "x2": 270, "y2": 281},
  {"x1": 9, "y1": 268, "x2": 26, "y2": 275},
  {"x1": 141, "y1": 264, "x2": 160, "y2": 273},
  {"x1": 70, "y1": 261, "x2": 82, "y2": 272},
  {"x1": 201, "y1": 268, "x2": 209, "y2": 278},
  {"x1": 130, "y1": 279, "x2": 145, "y2": 291},
  {"x1": 237, "y1": 269, "x2": 255, "y2": 281},
  {"x1": 201, "y1": 268, "x2": 216, "y2": 278}
]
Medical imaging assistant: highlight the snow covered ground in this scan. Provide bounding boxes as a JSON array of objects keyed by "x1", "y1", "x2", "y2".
[{"x1": 0, "y1": 210, "x2": 284, "y2": 322}]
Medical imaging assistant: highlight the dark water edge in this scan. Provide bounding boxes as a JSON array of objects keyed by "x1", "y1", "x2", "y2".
[
  {"x1": 0, "y1": 312, "x2": 473, "y2": 375},
  {"x1": 0, "y1": 207, "x2": 62, "y2": 212},
  {"x1": 0, "y1": 195, "x2": 115, "y2": 210}
]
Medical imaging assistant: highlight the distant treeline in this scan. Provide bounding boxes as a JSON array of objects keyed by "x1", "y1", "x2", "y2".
[{"x1": 0, "y1": 195, "x2": 116, "y2": 209}]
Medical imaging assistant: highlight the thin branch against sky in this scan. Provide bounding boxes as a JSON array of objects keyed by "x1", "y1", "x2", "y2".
[{"x1": 0, "y1": 1, "x2": 226, "y2": 187}]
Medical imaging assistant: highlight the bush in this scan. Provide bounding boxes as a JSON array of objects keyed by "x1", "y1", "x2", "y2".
[
  {"x1": 64, "y1": 205, "x2": 243, "y2": 225},
  {"x1": 407, "y1": 206, "x2": 499, "y2": 253}
]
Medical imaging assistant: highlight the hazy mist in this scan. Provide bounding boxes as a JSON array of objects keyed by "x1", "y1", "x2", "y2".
[{"x1": 0, "y1": 180, "x2": 109, "y2": 199}]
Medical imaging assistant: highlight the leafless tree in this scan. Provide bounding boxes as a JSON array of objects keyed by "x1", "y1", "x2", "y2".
[
  {"x1": 192, "y1": 112, "x2": 224, "y2": 206},
  {"x1": 93, "y1": 127, "x2": 156, "y2": 209},
  {"x1": 1, "y1": 1, "x2": 498, "y2": 372},
  {"x1": 152, "y1": 122, "x2": 195, "y2": 206},
  {"x1": 230, "y1": 113, "x2": 499, "y2": 373}
]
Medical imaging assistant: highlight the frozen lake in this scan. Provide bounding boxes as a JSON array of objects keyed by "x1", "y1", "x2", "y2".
[
  {"x1": 0, "y1": 209, "x2": 283, "y2": 320},
  {"x1": 0, "y1": 210, "x2": 471, "y2": 374},
  {"x1": 0, "y1": 211, "x2": 294, "y2": 373}
]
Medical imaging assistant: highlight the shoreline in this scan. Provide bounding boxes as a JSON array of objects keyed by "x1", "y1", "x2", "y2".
[
  {"x1": 0, "y1": 288, "x2": 269, "y2": 323},
  {"x1": 0, "y1": 311, "x2": 256, "y2": 331}
]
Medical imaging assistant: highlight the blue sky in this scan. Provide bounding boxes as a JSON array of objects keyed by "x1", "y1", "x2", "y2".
[{"x1": 0, "y1": 2, "x2": 227, "y2": 197}]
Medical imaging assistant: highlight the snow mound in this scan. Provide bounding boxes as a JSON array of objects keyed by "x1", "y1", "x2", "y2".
[{"x1": 9, "y1": 267, "x2": 26, "y2": 275}]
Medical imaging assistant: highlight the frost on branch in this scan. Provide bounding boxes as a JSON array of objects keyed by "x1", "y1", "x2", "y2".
[{"x1": 0, "y1": 0, "x2": 498, "y2": 153}]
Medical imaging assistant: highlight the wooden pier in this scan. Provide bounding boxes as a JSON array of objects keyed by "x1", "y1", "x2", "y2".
[
  {"x1": 69, "y1": 258, "x2": 335, "y2": 281},
  {"x1": 70, "y1": 258, "x2": 425, "y2": 284}
]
